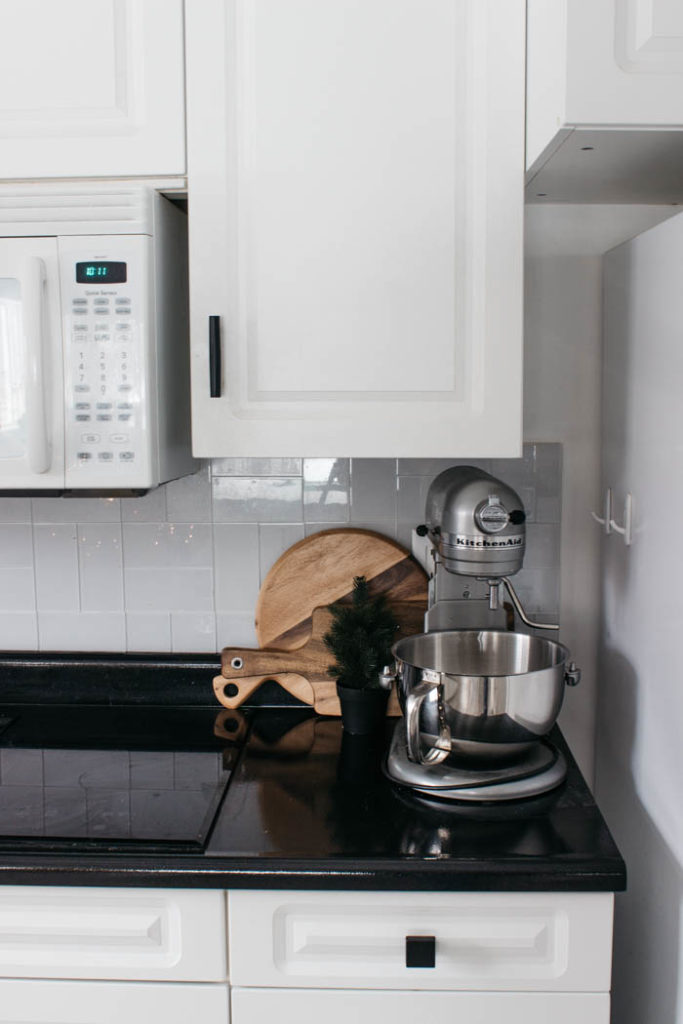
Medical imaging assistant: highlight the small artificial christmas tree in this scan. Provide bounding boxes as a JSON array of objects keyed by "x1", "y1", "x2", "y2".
[{"x1": 323, "y1": 575, "x2": 398, "y2": 691}]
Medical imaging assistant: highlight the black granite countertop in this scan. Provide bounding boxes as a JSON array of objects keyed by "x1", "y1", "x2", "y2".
[{"x1": 0, "y1": 655, "x2": 626, "y2": 891}]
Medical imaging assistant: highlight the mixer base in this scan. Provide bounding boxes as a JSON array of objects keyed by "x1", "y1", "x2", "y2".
[{"x1": 384, "y1": 723, "x2": 567, "y2": 802}]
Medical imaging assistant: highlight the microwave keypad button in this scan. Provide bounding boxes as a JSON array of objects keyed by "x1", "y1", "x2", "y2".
[
  {"x1": 74, "y1": 384, "x2": 90, "y2": 393},
  {"x1": 118, "y1": 413, "x2": 132, "y2": 422},
  {"x1": 94, "y1": 322, "x2": 109, "y2": 331},
  {"x1": 119, "y1": 451, "x2": 135, "y2": 462},
  {"x1": 77, "y1": 452, "x2": 93, "y2": 461},
  {"x1": 116, "y1": 333, "x2": 131, "y2": 344},
  {"x1": 98, "y1": 452, "x2": 114, "y2": 462},
  {"x1": 96, "y1": 403, "x2": 112, "y2": 410},
  {"x1": 81, "y1": 433, "x2": 100, "y2": 444},
  {"x1": 75, "y1": 402, "x2": 90, "y2": 410},
  {"x1": 93, "y1": 298, "x2": 109, "y2": 306},
  {"x1": 75, "y1": 414, "x2": 91, "y2": 422},
  {"x1": 73, "y1": 323, "x2": 88, "y2": 332},
  {"x1": 94, "y1": 333, "x2": 110, "y2": 342},
  {"x1": 117, "y1": 402, "x2": 133, "y2": 410},
  {"x1": 96, "y1": 414, "x2": 113, "y2": 421},
  {"x1": 110, "y1": 433, "x2": 129, "y2": 444},
  {"x1": 118, "y1": 384, "x2": 132, "y2": 392}
]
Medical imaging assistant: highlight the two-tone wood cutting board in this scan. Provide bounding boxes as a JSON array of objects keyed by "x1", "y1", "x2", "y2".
[
  {"x1": 213, "y1": 529, "x2": 428, "y2": 715},
  {"x1": 213, "y1": 603, "x2": 425, "y2": 715},
  {"x1": 254, "y1": 528, "x2": 427, "y2": 649}
]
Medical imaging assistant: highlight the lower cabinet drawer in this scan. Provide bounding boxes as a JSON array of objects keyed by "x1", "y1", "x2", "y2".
[
  {"x1": 0, "y1": 978, "x2": 229, "y2": 1024},
  {"x1": 228, "y1": 890, "x2": 614, "y2": 991},
  {"x1": 0, "y1": 886, "x2": 227, "y2": 981},
  {"x1": 231, "y1": 987, "x2": 610, "y2": 1024}
]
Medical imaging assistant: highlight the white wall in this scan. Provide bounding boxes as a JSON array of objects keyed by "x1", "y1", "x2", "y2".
[
  {"x1": 595, "y1": 210, "x2": 683, "y2": 1024},
  {"x1": 524, "y1": 203, "x2": 675, "y2": 780}
]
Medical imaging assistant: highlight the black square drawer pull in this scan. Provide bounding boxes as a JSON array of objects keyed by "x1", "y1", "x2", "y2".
[{"x1": 405, "y1": 935, "x2": 436, "y2": 968}]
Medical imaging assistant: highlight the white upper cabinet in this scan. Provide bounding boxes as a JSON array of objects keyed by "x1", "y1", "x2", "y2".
[
  {"x1": 186, "y1": 0, "x2": 525, "y2": 458},
  {"x1": 527, "y1": 0, "x2": 683, "y2": 200},
  {"x1": 0, "y1": 0, "x2": 185, "y2": 179}
]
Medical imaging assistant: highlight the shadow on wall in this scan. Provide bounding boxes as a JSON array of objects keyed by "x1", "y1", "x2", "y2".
[{"x1": 596, "y1": 648, "x2": 683, "y2": 1024}]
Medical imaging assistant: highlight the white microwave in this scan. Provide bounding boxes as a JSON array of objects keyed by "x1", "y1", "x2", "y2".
[{"x1": 0, "y1": 184, "x2": 196, "y2": 492}]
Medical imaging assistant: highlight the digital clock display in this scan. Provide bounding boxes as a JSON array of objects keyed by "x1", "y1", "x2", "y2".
[{"x1": 75, "y1": 261, "x2": 127, "y2": 284}]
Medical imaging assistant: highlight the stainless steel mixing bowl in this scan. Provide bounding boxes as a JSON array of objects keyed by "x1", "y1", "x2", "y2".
[{"x1": 388, "y1": 630, "x2": 580, "y2": 765}]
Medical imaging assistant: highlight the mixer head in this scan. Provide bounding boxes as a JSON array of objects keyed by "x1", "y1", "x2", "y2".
[{"x1": 423, "y1": 466, "x2": 527, "y2": 579}]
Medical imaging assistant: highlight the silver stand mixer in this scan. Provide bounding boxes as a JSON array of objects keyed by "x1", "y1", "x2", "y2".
[{"x1": 383, "y1": 466, "x2": 580, "y2": 802}]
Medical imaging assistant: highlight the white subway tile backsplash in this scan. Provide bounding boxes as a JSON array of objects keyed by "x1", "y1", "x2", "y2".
[
  {"x1": 397, "y1": 475, "x2": 431, "y2": 526},
  {"x1": 125, "y1": 613, "x2": 171, "y2": 653},
  {"x1": 0, "y1": 443, "x2": 562, "y2": 651},
  {"x1": 122, "y1": 523, "x2": 213, "y2": 568},
  {"x1": 212, "y1": 457, "x2": 302, "y2": 477},
  {"x1": 166, "y1": 464, "x2": 212, "y2": 523},
  {"x1": 524, "y1": 523, "x2": 561, "y2": 569},
  {"x1": 124, "y1": 567, "x2": 214, "y2": 613},
  {"x1": 215, "y1": 612, "x2": 258, "y2": 648},
  {"x1": 0, "y1": 569, "x2": 35, "y2": 612},
  {"x1": 33, "y1": 525, "x2": 80, "y2": 612},
  {"x1": 32, "y1": 496, "x2": 120, "y2": 524},
  {"x1": 0, "y1": 498, "x2": 31, "y2": 524},
  {"x1": 0, "y1": 525, "x2": 33, "y2": 567},
  {"x1": 214, "y1": 524, "x2": 260, "y2": 612},
  {"x1": 213, "y1": 476, "x2": 303, "y2": 523},
  {"x1": 350, "y1": 459, "x2": 397, "y2": 521},
  {"x1": 120, "y1": 486, "x2": 167, "y2": 523},
  {"x1": 38, "y1": 612, "x2": 126, "y2": 651},
  {"x1": 303, "y1": 459, "x2": 350, "y2": 522},
  {"x1": 78, "y1": 524, "x2": 124, "y2": 612},
  {"x1": 171, "y1": 612, "x2": 217, "y2": 653},
  {"x1": 0, "y1": 612, "x2": 38, "y2": 650},
  {"x1": 258, "y1": 524, "x2": 305, "y2": 583}
]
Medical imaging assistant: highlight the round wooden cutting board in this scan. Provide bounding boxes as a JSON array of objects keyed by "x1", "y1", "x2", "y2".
[{"x1": 255, "y1": 528, "x2": 428, "y2": 650}]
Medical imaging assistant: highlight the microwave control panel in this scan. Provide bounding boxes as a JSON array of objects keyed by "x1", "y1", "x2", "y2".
[{"x1": 59, "y1": 236, "x2": 154, "y2": 489}]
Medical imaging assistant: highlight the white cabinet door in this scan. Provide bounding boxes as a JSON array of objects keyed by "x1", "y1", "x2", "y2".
[
  {"x1": 0, "y1": 0, "x2": 185, "y2": 179},
  {"x1": 0, "y1": 886, "x2": 227, "y2": 981},
  {"x1": 232, "y1": 987, "x2": 610, "y2": 1024},
  {"x1": 527, "y1": 0, "x2": 683, "y2": 192},
  {"x1": 186, "y1": 0, "x2": 524, "y2": 458},
  {"x1": 228, "y1": 890, "x2": 614, "y2": 992},
  {"x1": 0, "y1": 979, "x2": 229, "y2": 1024}
]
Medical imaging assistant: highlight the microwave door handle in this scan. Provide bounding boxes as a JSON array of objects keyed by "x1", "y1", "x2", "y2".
[{"x1": 23, "y1": 257, "x2": 50, "y2": 474}]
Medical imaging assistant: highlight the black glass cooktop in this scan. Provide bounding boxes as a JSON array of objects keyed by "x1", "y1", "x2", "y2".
[{"x1": 0, "y1": 706, "x2": 245, "y2": 854}]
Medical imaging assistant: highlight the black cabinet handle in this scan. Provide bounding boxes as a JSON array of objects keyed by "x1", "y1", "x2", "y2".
[
  {"x1": 209, "y1": 315, "x2": 221, "y2": 398},
  {"x1": 405, "y1": 935, "x2": 436, "y2": 968}
]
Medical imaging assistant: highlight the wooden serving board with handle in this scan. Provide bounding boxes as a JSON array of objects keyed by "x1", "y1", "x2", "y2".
[
  {"x1": 255, "y1": 528, "x2": 427, "y2": 650},
  {"x1": 213, "y1": 602, "x2": 425, "y2": 716}
]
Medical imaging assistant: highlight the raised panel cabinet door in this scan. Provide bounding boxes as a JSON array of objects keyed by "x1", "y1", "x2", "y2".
[
  {"x1": 0, "y1": 0, "x2": 185, "y2": 178},
  {"x1": 231, "y1": 988, "x2": 610, "y2": 1024},
  {"x1": 0, "y1": 886, "x2": 227, "y2": 981},
  {"x1": 0, "y1": 979, "x2": 230, "y2": 1024},
  {"x1": 186, "y1": 0, "x2": 525, "y2": 458},
  {"x1": 527, "y1": 0, "x2": 683, "y2": 170},
  {"x1": 228, "y1": 890, "x2": 614, "y2": 991}
]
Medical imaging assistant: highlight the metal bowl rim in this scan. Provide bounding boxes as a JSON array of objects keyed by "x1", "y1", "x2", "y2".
[{"x1": 391, "y1": 628, "x2": 571, "y2": 679}]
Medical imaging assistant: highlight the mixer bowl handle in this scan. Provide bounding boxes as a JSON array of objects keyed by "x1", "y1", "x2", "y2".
[{"x1": 405, "y1": 673, "x2": 452, "y2": 766}]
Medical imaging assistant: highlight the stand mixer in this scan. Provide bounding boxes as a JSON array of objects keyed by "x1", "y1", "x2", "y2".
[{"x1": 383, "y1": 466, "x2": 580, "y2": 802}]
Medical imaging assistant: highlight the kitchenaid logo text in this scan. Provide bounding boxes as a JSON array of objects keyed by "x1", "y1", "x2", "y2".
[{"x1": 454, "y1": 535, "x2": 524, "y2": 549}]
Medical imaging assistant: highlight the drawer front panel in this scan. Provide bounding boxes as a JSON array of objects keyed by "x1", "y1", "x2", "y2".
[
  {"x1": 0, "y1": 886, "x2": 226, "y2": 982},
  {"x1": 232, "y1": 987, "x2": 610, "y2": 1024},
  {"x1": 0, "y1": 978, "x2": 229, "y2": 1024},
  {"x1": 229, "y1": 890, "x2": 613, "y2": 991}
]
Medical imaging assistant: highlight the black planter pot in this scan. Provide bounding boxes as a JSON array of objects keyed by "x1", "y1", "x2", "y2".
[{"x1": 336, "y1": 683, "x2": 389, "y2": 735}]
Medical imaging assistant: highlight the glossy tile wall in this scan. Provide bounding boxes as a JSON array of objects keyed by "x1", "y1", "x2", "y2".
[{"x1": 0, "y1": 445, "x2": 561, "y2": 652}]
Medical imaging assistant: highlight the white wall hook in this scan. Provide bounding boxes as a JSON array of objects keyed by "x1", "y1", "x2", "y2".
[
  {"x1": 610, "y1": 492, "x2": 633, "y2": 546},
  {"x1": 591, "y1": 487, "x2": 613, "y2": 535}
]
